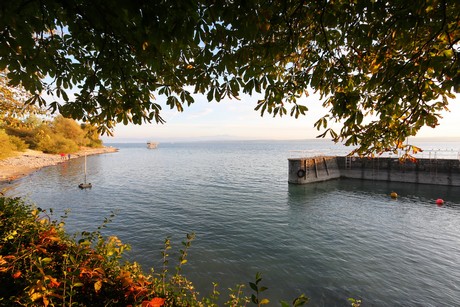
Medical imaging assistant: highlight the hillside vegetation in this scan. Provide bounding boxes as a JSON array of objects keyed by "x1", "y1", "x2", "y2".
[{"x1": 0, "y1": 115, "x2": 102, "y2": 159}]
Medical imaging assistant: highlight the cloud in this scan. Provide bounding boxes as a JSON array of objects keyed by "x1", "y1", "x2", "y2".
[{"x1": 186, "y1": 108, "x2": 213, "y2": 119}]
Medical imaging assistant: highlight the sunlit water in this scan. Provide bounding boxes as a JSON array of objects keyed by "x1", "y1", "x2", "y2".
[{"x1": 2, "y1": 140, "x2": 460, "y2": 306}]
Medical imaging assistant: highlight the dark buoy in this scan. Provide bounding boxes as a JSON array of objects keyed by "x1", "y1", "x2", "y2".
[{"x1": 436, "y1": 198, "x2": 444, "y2": 206}]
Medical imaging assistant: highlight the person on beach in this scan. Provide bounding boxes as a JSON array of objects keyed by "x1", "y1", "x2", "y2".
[
  {"x1": 68, "y1": 153, "x2": 71, "y2": 160},
  {"x1": 60, "y1": 153, "x2": 66, "y2": 161}
]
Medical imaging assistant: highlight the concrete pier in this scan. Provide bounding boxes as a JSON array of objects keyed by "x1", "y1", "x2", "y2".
[
  {"x1": 288, "y1": 156, "x2": 460, "y2": 186},
  {"x1": 288, "y1": 156, "x2": 341, "y2": 184}
]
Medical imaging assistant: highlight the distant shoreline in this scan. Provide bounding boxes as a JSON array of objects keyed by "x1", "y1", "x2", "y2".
[{"x1": 0, "y1": 146, "x2": 118, "y2": 184}]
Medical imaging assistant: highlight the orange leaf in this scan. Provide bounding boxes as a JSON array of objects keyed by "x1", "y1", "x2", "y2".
[
  {"x1": 13, "y1": 271, "x2": 22, "y2": 279},
  {"x1": 142, "y1": 297, "x2": 165, "y2": 307}
]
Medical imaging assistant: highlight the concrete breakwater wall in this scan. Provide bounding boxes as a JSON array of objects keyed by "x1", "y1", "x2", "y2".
[
  {"x1": 288, "y1": 156, "x2": 460, "y2": 186},
  {"x1": 288, "y1": 156, "x2": 341, "y2": 184}
]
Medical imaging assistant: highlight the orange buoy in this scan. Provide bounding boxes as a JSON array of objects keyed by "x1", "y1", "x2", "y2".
[
  {"x1": 436, "y1": 199, "x2": 444, "y2": 206},
  {"x1": 390, "y1": 192, "x2": 398, "y2": 199}
]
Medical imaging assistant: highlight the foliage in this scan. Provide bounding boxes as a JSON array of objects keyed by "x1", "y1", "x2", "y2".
[
  {"x1": 249, "y1": 272, "x2": 270, "y2": 306},
  {"x1": 0, "y1": 130, "x2": 17, "y2": 159},
  {"x1": 1, "y1": 115, "x2": 103, "y2": 156},
  {"x1": 0, "y1": 71, "x2": 103, "y2": 156},
  {"x1": 0, "y1": 70, "x2": 46, "y2": 127},
  {"x1": 35, "y1": 128, "x2": 80, "y2": 154},
  {"x1": 0, "y1": 129, "x2": 27, "y2": 159},
  {"x1": 6, "y1": 134, "x2": 28, "y2": 152},
  {"x1": 0, "y1": 196, "x2": 315, "y2": 307},
  {"x1": 52, "y1": 116, "x2": 86, "y2": 146},
  {"x1": 80, "y1": 123, "x2": 103, "y2": 148},
  {"x1": 348, "y1": 298, "x2": 362, "y2": 307},
  {"x1": 0, "y1": 0, "x2": 458, "y2": 155}
]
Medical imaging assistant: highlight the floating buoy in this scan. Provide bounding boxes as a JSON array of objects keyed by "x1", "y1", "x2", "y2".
[
  {"x1": 436, "y1": 198, "x2": 444, "y2": 206},
  {"x1": 390, "y1": 192, "x2": 398, "y2": 199}
]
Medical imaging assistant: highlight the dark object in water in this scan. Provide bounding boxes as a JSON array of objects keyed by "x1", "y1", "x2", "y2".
[{"x1": 79, "y1": 183, "x2": 92, "y2": 189}]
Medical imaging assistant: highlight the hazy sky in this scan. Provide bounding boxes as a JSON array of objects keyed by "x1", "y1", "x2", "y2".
[{"x1": 102, "y1": 91, "x2": 460, "y2": 143}]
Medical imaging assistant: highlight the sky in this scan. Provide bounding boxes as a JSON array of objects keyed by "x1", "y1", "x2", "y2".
[{"x1": 101, "y1": 91, "x2": 460, "y2": 143}]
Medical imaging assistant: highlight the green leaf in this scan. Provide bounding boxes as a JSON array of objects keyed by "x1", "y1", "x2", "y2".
[{"x1": 280, "y1": 301, "x2": 290, "y2": 307}]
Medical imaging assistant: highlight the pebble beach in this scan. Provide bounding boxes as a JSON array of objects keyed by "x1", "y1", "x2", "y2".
[{"x1": 0, "y1": 146, "x2": 118, "y2": 183}]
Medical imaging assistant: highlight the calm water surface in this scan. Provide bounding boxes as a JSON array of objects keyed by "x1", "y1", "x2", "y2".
[{"x1": 2, "y1": 140, "x2": 460, "y2": 306}]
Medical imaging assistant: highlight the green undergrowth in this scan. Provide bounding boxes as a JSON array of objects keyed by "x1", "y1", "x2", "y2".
[{"x1": 0, "y1": 196, "x2": 355, "y2": 306}]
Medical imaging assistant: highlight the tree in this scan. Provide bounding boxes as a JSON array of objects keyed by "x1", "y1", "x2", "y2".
[
  {"x1": 0, "y1": 0, "x2": 458, "y2": 155},
  {"x1": 52, "y1": 115, "x2": 85, "y2": 146},
  {"x1": 0, "y1": 70, "x2": 45, "y2": 127}
]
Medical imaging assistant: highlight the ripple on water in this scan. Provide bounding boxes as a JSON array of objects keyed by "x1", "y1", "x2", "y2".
[{"x1": 2, "y1": 141, "x2": 460, "y2": 306}]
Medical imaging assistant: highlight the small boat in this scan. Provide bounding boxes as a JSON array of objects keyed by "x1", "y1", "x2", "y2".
[
  {"x1": 79, "y1": 154, "x2": 92, "y2": 189},
  {"x1": 147, "y1": 141, "x2": 158, "y2": 149}
]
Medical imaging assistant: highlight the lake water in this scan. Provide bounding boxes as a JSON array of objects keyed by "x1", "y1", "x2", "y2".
[{"x1": 2, "y1": 140, "x2": 460, "y2": 306}]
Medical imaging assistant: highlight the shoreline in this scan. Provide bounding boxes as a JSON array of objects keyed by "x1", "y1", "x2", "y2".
[{"x1": 0, "y1": 146, "x2": 118, "y2": 184}]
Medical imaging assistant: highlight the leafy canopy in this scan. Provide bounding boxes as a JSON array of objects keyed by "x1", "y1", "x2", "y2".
[{"x1": 0, "y1": 0, "x2": 458, "y2": 155}]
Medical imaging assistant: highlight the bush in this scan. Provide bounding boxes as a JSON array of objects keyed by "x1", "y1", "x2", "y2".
[
  {"x1": 36, "y1": 134, "x2": 79, "y2": 154},
  {"x1": 4, "y1": 126, "x2": 38, "y2": 149},
  {"x1": 0, "y1": 197, "x2": 176, "y2": 306},
  {"x1": 0, "y1": 129, "x2": 18, "y2": 159},
  {"x1": 3, "y1": 116, "x2": 104, "y2": 152},
  {"x1": 8, "y1": 135, "x2": 28, "y2": 151}
]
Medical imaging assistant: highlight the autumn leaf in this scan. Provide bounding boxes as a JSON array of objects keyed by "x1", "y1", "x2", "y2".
[
  {"x1": 13, "y1": 271, "x2": 22, "y2": 279},
  {"x1": 94, "y1": 280, "x2": 102, "y2": 292},
  {"x1": 142, "y1": 297, "x2": 166, "y2": 307}
]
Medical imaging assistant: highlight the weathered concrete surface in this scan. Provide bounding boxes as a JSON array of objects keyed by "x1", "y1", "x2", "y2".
[
  {"x1": 337, "y1": 156, "x2": 460, "y2": 186},
  {"x1": 289, "y1": 156, "x2": 460, "y2": 186},
  {"x1": 288, "y1": 156, "x2": 340, "y2": 184}
]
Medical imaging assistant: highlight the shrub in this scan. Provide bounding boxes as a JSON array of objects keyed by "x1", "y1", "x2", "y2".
[
  {"x1": 36, "y1": 133, "x2": 79, "y2": 154},
  {"x1": 4, "y1": 126, "x2": 38, "y2": 148},
  {"x1": 8, "y1": 135, "x2": 28, "y2": 151},
  {"x1": 0, "y1": 197, "x2": 169, "y2": 306},
  {"x1": 3, "y1": 116, "x2": 104, "y2": 152},
  {"x1": 0, "y1": 129, "x2": 18, "y2": 159}
]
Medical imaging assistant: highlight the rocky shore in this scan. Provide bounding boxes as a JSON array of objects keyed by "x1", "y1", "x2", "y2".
[{"x1": 0, "y1": 146, "x2": 118, "y2": 183}]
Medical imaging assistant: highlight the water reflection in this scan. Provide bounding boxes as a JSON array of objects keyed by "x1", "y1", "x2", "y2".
[{"x1": 1, "y1": 143, "x2": 460, "y2": 306}]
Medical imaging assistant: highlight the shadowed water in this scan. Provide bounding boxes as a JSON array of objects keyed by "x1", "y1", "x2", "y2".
[{"x1": 2, "y1": 140, "x2": 460, "y2": 306}]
